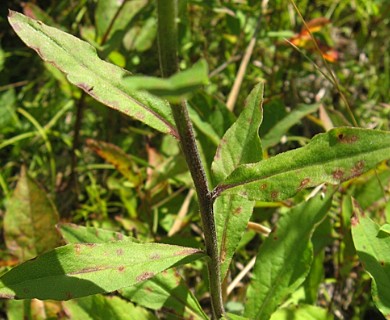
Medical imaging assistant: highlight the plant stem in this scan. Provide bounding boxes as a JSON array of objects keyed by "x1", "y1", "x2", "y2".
[{"x1": 156, "y1": 1, "x2": 224, "y2": 318}]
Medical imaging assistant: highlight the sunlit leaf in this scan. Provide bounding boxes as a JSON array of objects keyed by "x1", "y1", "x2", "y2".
[
  {"x1": 351, "y1": 198, "x2": 390, "y2": 317},
  {"x1": 4, "y1": 166, "x2": 61, "y2": 261},
  {"x1": 215, "y1": 128, "x2": 390, "y2": 201},
  {"x1": 245, "y1": 192, "x2": 333, "y2": 319},
  {"x1": 212, "y1": 83, "x2": 264, "y2": 280},
  {"x1": 270, "y1": 304, "x2": 332, "y2": 320},
  {"x1": 0, "y1": 242, "x2": 205, "y2": 300},
  {"x1": 63, "y1": 295, "x2": 156, "y2": 320},
  {"x1": 8, "y1": 11, "x2": 177, "y2": 137}
]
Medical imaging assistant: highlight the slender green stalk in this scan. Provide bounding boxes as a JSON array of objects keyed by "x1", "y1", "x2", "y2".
[{"x1": 156, "y1": 1, "x2": 224, "y2": 318}]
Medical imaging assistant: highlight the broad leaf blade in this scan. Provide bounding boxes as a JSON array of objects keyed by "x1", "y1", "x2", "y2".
[
  {"x1": 8, "y1": 11, "x2": 177, "y2": 137},
  {"x1": 351, "y1": 198, "x2": 390, "y2": 317},
  {"x1": 63, "y1": 295, "x2": 156, "y2": 320},
  {"x1": 270, "y1": 304, "x2": 332, "y2": 320},
  {"x1": 121, "y1": 269, "x2": 208, "y2": 320},
  {"x1": 245, "y1": 193, "x2": 333, "y2": 319},
  {"x1": 124, "y1": 59, "x2": 209, "y2": 103},
  {"x1": 57, "y1": 223, "x2": 138, "y2": 244},
  {"x1": 216, "y1": 128, "x2": 390, "y2": 201},
  {"x1": 212, "y1": 83, "x2": 264, "y2": 280},
  {"x1": 0, "y1": 242, "x2": 205, "y2": 300},
  {"x1": 4, "y1": 166, "x2": 61, "y2": 261}
]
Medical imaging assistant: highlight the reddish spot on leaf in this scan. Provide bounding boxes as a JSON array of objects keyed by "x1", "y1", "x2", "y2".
[
  {"x1": 332, "y1": 169, "x2": 344, "y2": 180},
  {"x1": 337, "y1": 133, "x2": 358, "y2": 144},
  {"x1": 351, "y1": 215, "x2": 359, "y2": 226},
  {"x1": 65, "y1": 292, "x2": 73, "y2": 300},
  {"x1": 150, "y1": 253, "x2": 160, "y2": 260},
  {"x1": 136, "y1": 271, "x2": 155, "y2": 282},
  {"x1": 350, "y1": 160, "x2": 365, "y2": 178},
  {"x1": 118, "y1": 266, "x2": 125, "y2": 272},
  {"x1": 78, "y1": 82, "x2": 94, "y2": 93},
  {"x1": 135, "y1": 111, "x2": 145, "y2": 120},
  {"x1": 116, "y1": 233, "x2": 123, "y2": 240},
  {"x1": 174, "y1": 248, "x2": 200, "y2": 256},
  {"x1": 380, "y1": 261, "x2": 385, "y2": 266},
  {"x1": 273, "y1": 236, "x2": 278, "y2": 240},
  {"x1": 75, "y1": 244, "x2": 81, "y2": 255},
  {"x1": 271, "y1": 190, "x2": 279, "y2": 200},
  {"x1": 260, "y1": 183, "x2": 267, "y2": 190},
  {"x1": 234, "y1": 207, "x2": 243, "y2": 215},
  {"x1": 145, "y1": 286, "x2": 153, "y2": 293},
  {"x1": 298, "y1": 178, "x2": 311, "y2": 190},
  {"x1": 116, "y1": 249, "x2": 123, "y2": 256}
]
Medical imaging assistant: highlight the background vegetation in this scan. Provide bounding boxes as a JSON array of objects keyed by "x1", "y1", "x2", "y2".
[{"x1": 0, "y1": 0, "x2": 389, "y2": 319}]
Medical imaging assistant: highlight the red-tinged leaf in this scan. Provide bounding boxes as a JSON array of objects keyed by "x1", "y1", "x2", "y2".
[{"x1": 4, "y1": 166, "x2": 61, "y2": 261}]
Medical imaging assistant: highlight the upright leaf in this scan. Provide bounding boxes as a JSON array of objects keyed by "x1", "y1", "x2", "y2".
[
  {"x1": 0, "y1": 242, "x2": 205, "y2": 300},
  {"x1": 211, "y1": 83, "x2": 264, "y2": 280},
  {"x1": 245, "y1": 192, "x2": 333, "y2": 319},
  {"x1": 270, "y1": 304, "x2": 332, "y2": 320},
  {"x1": 215, "y1": 128, "x2": 390, "y2": 201},
  {"x1": 8, "y1": 11, "x2": 177, "y2": 137},
  {"x1": 4, "y1": 166, "x2": 61, "y2": 261},
  {"x1": 351, "y1": 198, "x2": 390, "y2": 317}
]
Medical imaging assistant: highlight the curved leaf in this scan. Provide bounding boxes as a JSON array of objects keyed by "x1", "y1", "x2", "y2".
[
  {"x1": 215, "y1": 127, "x2": 390, "y2": 201},
  {"x1": 212, "y1": 83, "x2": 264, "y2": 280},
  {"x1": 0, "y1": 242, "x2": 205, "y2": 300},
  {"x1": 8, "y1": 11, "x2": 177, "y2": 137},
  {"x1": 4, "y1": 166, "x2": 61, "y2": 261},
  {"x1": 351, "y1": 198, "x2": 390, "y2": 317},
  {"x1": 245, "y1": 192, "x2": 333, "y2": 319}
]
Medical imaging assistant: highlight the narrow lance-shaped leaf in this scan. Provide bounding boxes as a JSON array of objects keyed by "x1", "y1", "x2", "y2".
[
  {"x1": 8, "y1": 11, "x2": 177, "y2": 137},
  {"x1": 261, "y1": 103, "x2": 320, "y2": 149},
  {"x1": 211, "y1": 83, "x2": 264, "y2": 280},
  {"x1": 245, "y1": 192, "x2": 333, "y2": 320},
  {"x1": 215, "y1": 128, "x2": 390, "y2": 201},
  {"x1": 0, "y1": 242, "x2": 205, "y2": 300},
  {"x1": 123, "y1": 59, "x2": 209, "y2": 103},
  {"x1": 4, "y1": 166, "x2": 61, "y2": 261},
  {"x1": 351, "y1": 198, "x2": 390, "y2": 317}
]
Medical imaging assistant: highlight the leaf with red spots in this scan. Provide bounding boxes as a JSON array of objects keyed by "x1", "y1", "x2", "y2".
[
  {"x1": 215, "y1": 128, "x2": 390, "y2": 201},
  {"x1": 8, "y1": 11, "x2": 177, "y2": 137},
  {"x1": 0, "y1": 242, "x2": 205, "y2": 300},
  {"x1": 245, "y1": 192, "x2": 333, "y2": 319},
  {"x1": 211, "y1": 83, "x2": 264, "y2": 280},
  {"x1": 351, "y1": 198, "x2": 390, "y2": 318},
  {"x1": 4, "y1": 166, "x2": 61, "y2": 262}
]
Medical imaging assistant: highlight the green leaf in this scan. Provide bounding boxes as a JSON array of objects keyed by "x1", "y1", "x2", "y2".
[
  {"x1": 57, "y1": 223, "x2": 138, "y2": 244},
  {"x1": 86, "y1": 139, "x2": 142, "y2": 186},
  {"x1": 8, "y1": 11, "x2": 177, "y2": 137},
  {"x1": 261, "y1": 103, "x2": 320, "y2": 149},
  {"x1": 123, "y1": 59, "x2": 209, "y2": 103},
  {"x1": 215, "y1": 128, "x2": 390, "y2": 201},
  {"x1": 223, "y1": 313, "x2": 250, "y2": 320},
  {"x1": 212, "y1": 83, "x2": 264, "y2": 280},
  {"x1": 245, "y1": 192, "x2": 333, "y2": 319},
  {"x1": 60, "y1": 223, "x2": 206, "y2": 319},
  {"x1": 63, "y1": 295, "x2": 157, "y2": 320},
  {"x1": 270, "y1": 304, "x2": 332, "y2": 320},
  {"x1": 351, "y1": 198, "x2": 390, "y2": 317},
  {"x1": 4, "y1": 166, "x2": 61, "y2": 261},
  {"x1": 0, "y1": 242, "x2": 205, "y2": 300},
  {"x1": 121, "y1": 269, "x2": 208, "y2": 320}
]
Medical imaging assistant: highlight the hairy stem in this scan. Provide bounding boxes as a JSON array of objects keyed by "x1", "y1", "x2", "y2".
[{"x1": 156, "y1": 0, "x2": 224, "y2": 318}]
